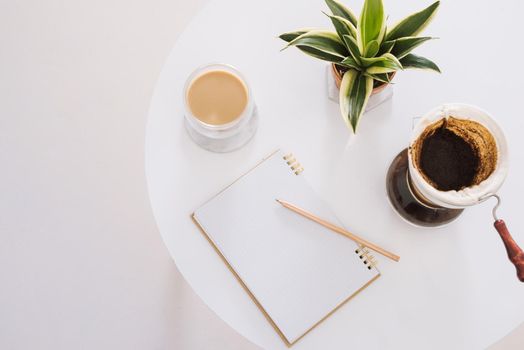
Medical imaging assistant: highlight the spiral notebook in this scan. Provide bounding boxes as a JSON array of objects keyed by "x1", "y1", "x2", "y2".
[{"x1": 192, "y1": 149, "x2": 380, "y2": 345}]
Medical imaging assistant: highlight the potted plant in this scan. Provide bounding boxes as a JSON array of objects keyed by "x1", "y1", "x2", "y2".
[{"x1": 279, "y1": 0, "x2": 441, "y2": 132}]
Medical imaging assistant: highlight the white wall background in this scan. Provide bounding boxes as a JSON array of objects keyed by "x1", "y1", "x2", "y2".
[{"x1": 0, "y1": 0, "x2": 521, "y2": 349}]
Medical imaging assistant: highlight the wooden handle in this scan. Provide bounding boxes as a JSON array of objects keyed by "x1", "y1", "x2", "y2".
[{"x1": 494, "y1": 219, "x2": 524, "y2": 282}]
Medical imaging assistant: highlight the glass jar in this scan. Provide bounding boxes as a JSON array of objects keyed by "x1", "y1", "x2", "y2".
[{"x1": 183, "y1": 63, "x2": 258, "y2": 153}]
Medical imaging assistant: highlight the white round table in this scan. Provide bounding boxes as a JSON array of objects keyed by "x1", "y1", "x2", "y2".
[{"x1": 145, "y1": 0, "x2": 524, "y2": 348}]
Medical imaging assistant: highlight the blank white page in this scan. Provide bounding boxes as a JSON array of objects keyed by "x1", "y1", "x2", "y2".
[{"x1": 192, "y1": 150, "x2": 379, "y2": 345}]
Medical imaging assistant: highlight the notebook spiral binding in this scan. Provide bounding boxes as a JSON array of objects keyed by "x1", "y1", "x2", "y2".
[
  {"x1": 283, "y1": 153, "x2": 304, "y2": 175},
  {"x1": 355, "y1": 245, "x2": 378, "y2": 270}
]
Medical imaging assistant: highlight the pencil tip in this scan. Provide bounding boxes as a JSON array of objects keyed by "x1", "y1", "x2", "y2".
[{"x1": 275, "y1": 199, "x2": 282, "y2": 204}]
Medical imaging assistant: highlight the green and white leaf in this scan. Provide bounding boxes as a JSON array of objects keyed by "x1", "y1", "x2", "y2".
[
  {"x1": 360, "y1": 56, "x2": 387, "y2": 67},
  {"x1": 325, "y1": 0, "x2": 358, "y2": 26},
  {"x1": 386, "y1": 1, "x2": 440, "y2": 41},
  {"x1": 285, "y1": 30, "x2": 349, "y2": 58},
  {"x1": 278, "y1": 29, "x2": 312, "y2": 43},
  {"x1": 323, "y1": 12, "x2": 357, "y2": 39},
  {"x1": 295, "y1": 46, "x2": 345, "y2": 63},
  {"x1": 400, "y1": 53, "x2": 441, "y2": 72},
  {"x1": 364, "y1": 72, "x2": 391, "y2": 84},
  {"x1": 358, "y1": 0, "x2": 386, "y2": 52},
  {"x1": 365, "y1": 53, "x2": 402, "y2": 74},
  {"x1": 340, "y1": 57, "x2": 360, "y2": 70},
  {"x1": 378, "y1": 40, "x2": 395, "y2": 55},
  {"x1": 390, "y1": 36, "x2": 434, "y2": 59},
  {"x1": 342, "y1": 35, "x2": 362, "y2": 64},
  {"x1": 339, "y1": 69, "x2": 373, "y2": 132},
  {"x1": 363, "y1": 40, "x2": 379, "y2": 58},
  {"x1": 360, "y1": 52, "x2": 400, "y2": 67}
]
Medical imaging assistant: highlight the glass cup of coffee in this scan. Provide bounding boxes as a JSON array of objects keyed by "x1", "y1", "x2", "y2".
[
  {"x1": 183, "y1": 63, "x2": 258, "y2": 153},
  {"x1": 386, "y1": 103, "x2": 524, "y2": 281}
]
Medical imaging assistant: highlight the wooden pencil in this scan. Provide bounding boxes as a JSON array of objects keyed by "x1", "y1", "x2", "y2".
[{"x1": 276, "y1": 199, "x2": 400, "y2": 262}]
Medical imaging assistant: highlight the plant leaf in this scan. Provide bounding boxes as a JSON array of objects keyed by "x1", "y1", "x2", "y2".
[
  {"x1": 325, "y1": 0, "x2": 358, "y2": 26},
  {"x1": 295, "y1": 46, "x2": 345, "y2": 63},
  {"x1": 365, "y1": 53, "x2": 403, "y2": 74},
  {"x1": 364, "y1": 40, "x2": 379, "y2": 58},
  {"x1": 285, "y1": 30, "x2": 348, "y2": 58},
  {"x1": 279, "y1": 29, "x2": 311, "y2": 43},
  {"x1": 323, "y1": 12, "x2": 357, "y2": 39},
  {"x1": 358, "y1": 0, "x2": 386, "y2": 51},
  {"x1": 342, "y1": 35, "x2": 362, "y2": 64},
  {"x1": 340, "y1": 57, "x2": 360, "y2": 70},
  {"x1": 339, "y1": 69, "x2": 373, "y2": 132},
  {"x1": 280, "y1": 29, "x2": 345, "y2": 62},
  {"x1": 390, "y1": 36, "x2": 434, "y2": 59},
  {"x1": 360, "y1": 56, "x2": 388, "y2": 67},
  {"x1": 386, "y1": 1, "x2": 440, "y2": 41},
  {"x1": 400, "y1": 53, "x2": 441, "y2": 72},
  {"x1": 364, "y1": 72, "x2": 391, "y2": 84},
  {"x1": 360, "y1": 52, "x2": 401, "y2": 67},
  {"x1": 378, "y1": 40, "x2": 395, "y2": 55}
]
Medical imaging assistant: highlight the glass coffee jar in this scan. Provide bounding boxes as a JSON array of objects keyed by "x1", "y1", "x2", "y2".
[{"x1": 183, "y1": 63, "x2": 258, "y2": 153}]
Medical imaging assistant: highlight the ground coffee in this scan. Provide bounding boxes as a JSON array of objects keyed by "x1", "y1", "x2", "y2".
[
  {"x1": 419, "y1": 125, "x2": 479, "y2": 191},
  {"x1": 411, "y1": 117, "x2": 498, "y2": 192}
]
